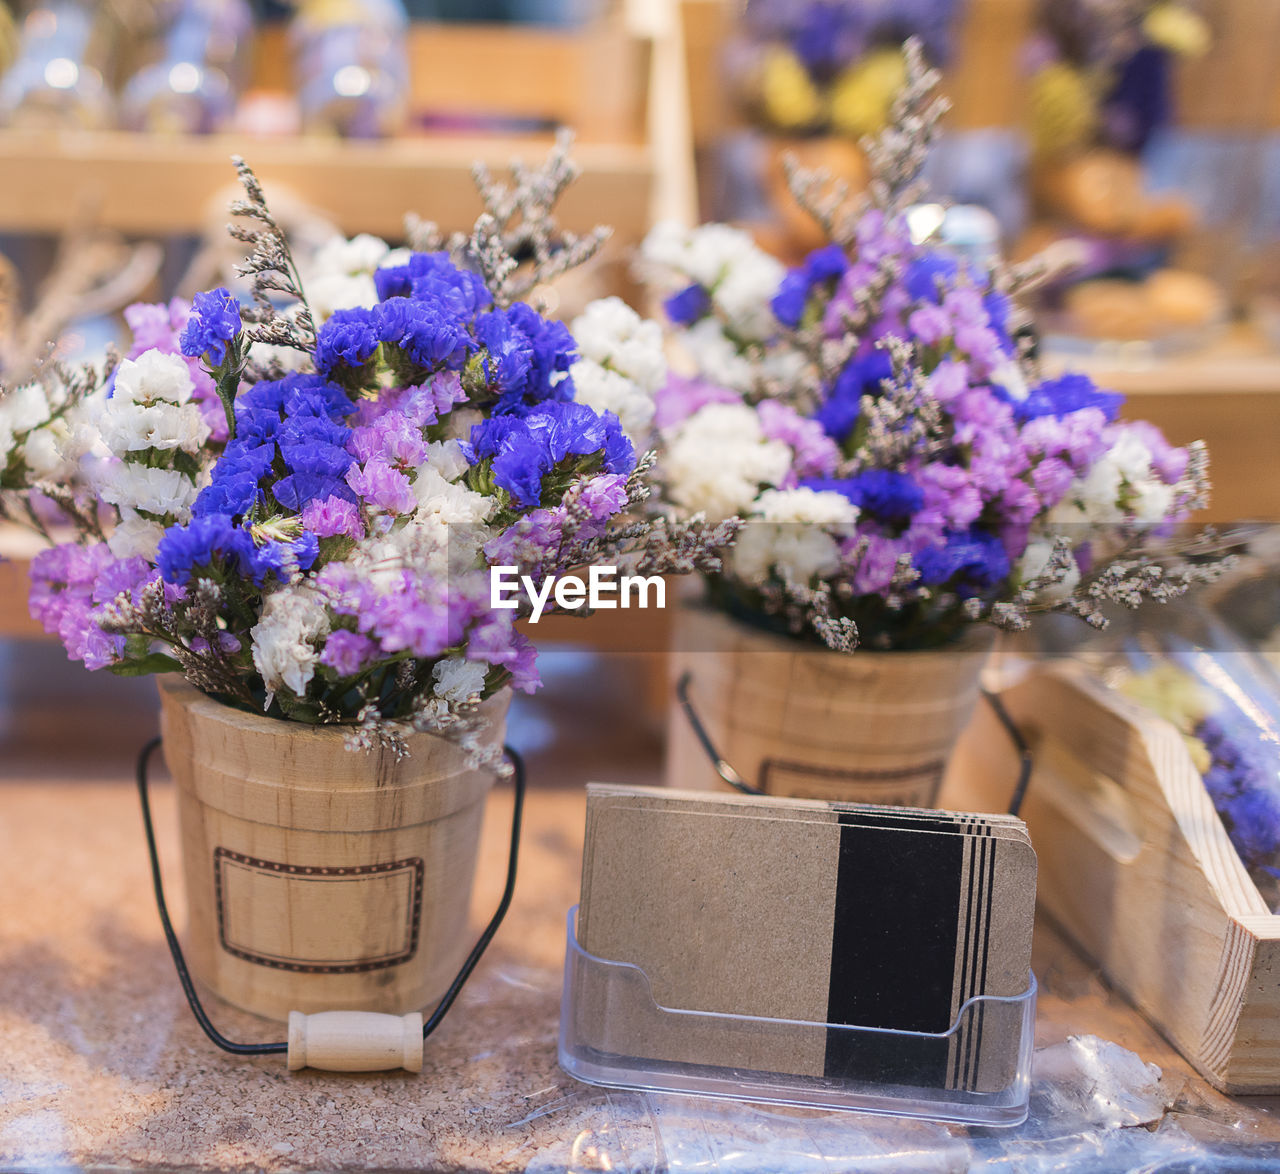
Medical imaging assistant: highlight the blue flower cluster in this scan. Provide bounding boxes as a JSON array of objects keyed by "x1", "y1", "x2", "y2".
[
  {"x1": 663, "y1": 283, "x2": 711, "y2": 327},
  {"x1": 814, "y1": 348, "x2": 892, "y2": 442},
  {"x1": 314, "y1": 253, "x2": 578, "y2": 416},
  {"x1": 914, "y1": 528, "x2": 1010, "y2": 589},
  {"x1": 179, "y1": 286, "x2": 242, "y2": 365},
  {"x1": 462, "y1": 401, "x2": 635, "y2": 508},
  {"x1": 475, "y1": 303, "x2": 577, "y2": 413},
  {"x1": 374, "y1": 250, "x2": 492, "y2": 315},
  {"x1": 808, "y1": 469, "x2": 924, "y2": 523},
  {"x1": 158, "y1": 373, "x2": 354, "y2": 586},
  {"x1": 156, "y1": 515, "x2": 319, "y2": 587},
  {"x1": 1199, "y1": 709, "x2": 1280, "y2": 874},
  {"x1": 772, "y1": 244, "x2": 848, "y2": 329},
  {"x1": 1006, "y1": 372, "x2": 1124, "y2": 423}
]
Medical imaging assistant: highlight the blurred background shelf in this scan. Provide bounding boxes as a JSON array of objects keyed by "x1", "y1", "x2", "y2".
[{"x1": 0, "y1": 129, "x2": 655, "y2": 238}]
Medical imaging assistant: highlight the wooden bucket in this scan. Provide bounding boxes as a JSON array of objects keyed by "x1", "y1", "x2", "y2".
[
  {"x1": 665, "y1": 606, "x2": 994, "y2": 806},
  {"x1": 157, "y1": 677, "x2": 509, "y2": 1022}
]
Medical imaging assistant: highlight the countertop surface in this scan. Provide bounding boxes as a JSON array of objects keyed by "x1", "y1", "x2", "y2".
[{"x1": 4, "y1": 646, "x2": 1280, "y2": 1172}]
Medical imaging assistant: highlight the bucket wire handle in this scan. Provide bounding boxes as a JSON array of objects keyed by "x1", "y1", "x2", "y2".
[
  {"x1": 676, "y1": 669, "x2": 1032, "y2": 815},
  {"x1": 136, "y1": 734, "x2": 527, "y2": 1069}
]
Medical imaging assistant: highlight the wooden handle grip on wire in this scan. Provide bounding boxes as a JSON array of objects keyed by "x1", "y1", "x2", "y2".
[{"x1": 287, "y1": 1011, "x2": 425, "y2": 1072}]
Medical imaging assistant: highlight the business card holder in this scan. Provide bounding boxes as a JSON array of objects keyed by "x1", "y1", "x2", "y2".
[{"x1": 557, "y1": 908, "x2": 1036, "y2": 1126}]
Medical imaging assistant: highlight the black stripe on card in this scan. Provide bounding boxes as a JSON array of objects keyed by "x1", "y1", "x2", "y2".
[
  {"x1": 950, "y1": 835, "x2": 980, "y2": 1090},
  {"x1": 824, "y1": 814, "x2": 964, "y2": 1088}
]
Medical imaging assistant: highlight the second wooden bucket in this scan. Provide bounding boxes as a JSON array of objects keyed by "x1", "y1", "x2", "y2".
[
  {"x1": 157, "y1": 677, "x2": 510, "y2": 1022},
  {"x1": 665, "y1": 605, "x2": 994, "y2": 806}
]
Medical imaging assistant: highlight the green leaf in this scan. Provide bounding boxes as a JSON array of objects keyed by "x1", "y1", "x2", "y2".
[{"x1": 108, "y1": 653, "x2": 184, "y2": 677}]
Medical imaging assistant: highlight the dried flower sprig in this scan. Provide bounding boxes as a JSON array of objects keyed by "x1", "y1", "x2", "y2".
[
  {"x1": 227, "y1": 156, "x2": 316, "y2": 355},
  {"x1": 405, "y1": 129, "x2": 611, "y2": 309}
]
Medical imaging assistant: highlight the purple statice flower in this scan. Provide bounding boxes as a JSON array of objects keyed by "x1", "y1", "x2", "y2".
[
  {"x1": 465, "y1": 612, "x2": 540, "y2": 693},
  {"x1": 653, "y1": 374, "x2": 738, "y2": 431},
  {"x1": 376, "y1": 296, "x2": 472, "y2": 372},
  {"x1": 179, "y1": 287, "x2": 241, "y2": 365},
  {"x1": 757, "y1": 400, "x2": 840, "y2": 480},
  {"x1": 346, "y1": 456, "x2": 417, "y2": 516},
  {"x1": 301, "y1": 494, "x2": 365, "y2": 540},
  {"x1": 1030, "y1": 457, "x2": 1075, "y2": 509},
  {"x1": 29, "y1": 542, "x2": 126, "y2": 669},
  {"x1": 319, "y1": 629, "x2": 378, "y2": 676},
  {"x1": 908, "y1": 302, "x2": 952, "y2": 347},
  {"x1": 926, "y1": 358, "x2": 970, "y2": 405},
  {"x1": 126, "y1": 298, "x2": 189, "y2": 355},
  {"x1": 484, "y1": 507, "x2": 567, "y2": 578},
  {"x1": 814, "y1": 469, "x2": 924, "y2": 524},
  {"x1": 1019, "y1": 408, "x2": 1110, "y2": 473},
  {"x1": 577, "y1": 473, "x2": 631, "y2": 521},
  {"x1": 847, "y1": 530, "x2": 909, "y2": 595},
  {"x1": 314, "y1": 307, "x2": 381, "y2": 375},
  {"x1": 356, "y1": 372, "x2": 470, "y2": 431},
  {"x1": 349, "y1": 409, "x2": 429, "y2": 468},
  {"x1": 772, "y1": 244, "x2": 849, "y2": 329},
  {"x1": 916, "y1": 462, "x2": 983, "y2": 530}
]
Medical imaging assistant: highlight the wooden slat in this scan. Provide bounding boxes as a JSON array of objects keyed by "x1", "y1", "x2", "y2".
[
  {"x1": 0, "y1": 130, "x2": 654, "y2": 239},
  {"x1": 250, "y1": 22, "x2": 649, "y2": 142}
]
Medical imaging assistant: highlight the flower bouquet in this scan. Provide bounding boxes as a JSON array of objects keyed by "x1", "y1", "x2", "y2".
[
  {"x1": 0, "y1": 137, "x2": 725, "y2": 1018},
  {"x1": 644, "y1": 42, "x2": 1225, "y2": 803}
]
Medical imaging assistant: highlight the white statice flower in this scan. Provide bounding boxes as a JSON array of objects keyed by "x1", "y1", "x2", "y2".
[
  {"x1": 572, "y1": 297, "x2": 666, "y2": 391},
  {"x1": 311, "y1": 232, "x2": 391, "y2": 277},
  {"x1": 303, "y1": 233, "x2": 392, "y2": 321},
  {"x1": 99, "y1": 399, "x2": 210, "y2": 456},
  {"x1": 251, "y1": 584, "x2": 331, "y2": 699},
  {"x1": 21, "y1": 418, "x2": 73, "y2": 480},
  {"x1": 107, "y1": 509, "x2": 166, "y2": 560},
  {"x1": 431, "y1": 656, "x2": 487, "y2": 705},
  {"x1": 676, "y1": 318, "x2": 757, "y2": 393},
  {"x1": 712, "y1": 249, "x2": 786, "y2": 342},
  {"x1": 0, "y1": 383, "x2": 53, "y2": 460},
  {"x1": 422, "y1": 438, "x2": 469, "y2": 483},
  {"x1": 413, "y1": 465, "x2": 496, "y2": 527},
  {"x1": 97, "y1": 462, "x2": 201, "y2": 519},
  {"x1": 113, "y1": 349, "x2": 196, "y2": 406},
  {"x1": 643, "y1": 222, "x2": 785, "y2": 342},
  {"x1": 662, "y1": 402, "x2": 791, "y2": 522},
  {"x1": 101, "y1": 350, "x2": 209, "y2": 456},
  {"x1": 569, "y1": 297, "x2": 667, "y2": 444},
  {"x1": 1016, "y1": 538, "x2": 1080, "y2": 602},
  {"x1": 1049, "y1": 427, "x2": 1176, "y2": 529},
  {"x1": 307, "y1": 272, "x2": 380, "y2": 321},
  {"x1": 730, "y1": 487, "x2": 858, "y2": 586}
]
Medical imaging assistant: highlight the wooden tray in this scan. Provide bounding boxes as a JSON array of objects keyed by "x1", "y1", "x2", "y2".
[{"x1": 947, "y1": 661, "x2": 1280, "y2": 1093}]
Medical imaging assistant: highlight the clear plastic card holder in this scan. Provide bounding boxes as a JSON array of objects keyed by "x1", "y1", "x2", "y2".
[{"x1": 558, "y1": 908, "x2": 1036, "y2": 1127}]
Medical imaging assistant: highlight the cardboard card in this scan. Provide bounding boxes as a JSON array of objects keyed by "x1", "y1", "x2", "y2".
[{"x1": 577, "y1": 785, "x2": 1036, "y2": 1093}]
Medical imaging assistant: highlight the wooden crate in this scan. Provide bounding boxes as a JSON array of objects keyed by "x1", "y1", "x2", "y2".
[{"x1": 946, "y1": 662, "x2": 1280, "y2": 1093}]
